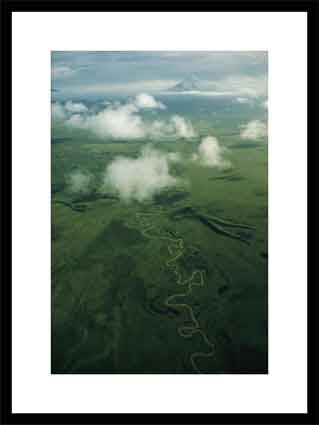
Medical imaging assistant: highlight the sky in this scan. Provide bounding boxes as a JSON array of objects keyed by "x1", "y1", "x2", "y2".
[{"x1": 51, "y1": 51, "x2": 267, "y2": 99}]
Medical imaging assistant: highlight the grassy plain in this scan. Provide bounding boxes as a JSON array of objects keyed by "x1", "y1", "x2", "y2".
[{"x1": 51, "y1": 97, "x2": 268, "y2": 374}]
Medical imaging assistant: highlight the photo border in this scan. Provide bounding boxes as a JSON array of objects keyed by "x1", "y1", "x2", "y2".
[{"x1": 1, "y1": 1, "x2": 317, "y2": 424}]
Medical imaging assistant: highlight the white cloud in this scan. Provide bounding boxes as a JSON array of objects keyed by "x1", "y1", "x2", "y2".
[
  {"x1": 103, "y1": 146, "x2": 178, "y2": 202},
  {"x1": 134, "y1": 93, "x2": 165, "y2": 109},
  {"x1": 66, "y1": 113, "x2": 86, "y2": 127},
  {"x1": 67, "y1": 170, "x2": 92, "y2": 193},
  {"x1": 240, "y1": 120, "x2": 267, "y2": 140},
  {"x1": 92, "y1": 103, "x2": 145, "y2": 139},
  {"x1": 147, "y1": 115, "x2": 196, "y2": 139},
  {"x1": 64, "y1": 100, "x2": 88, "y2": 113},
  {"x1": 64, "y1": 97, "x2": 196, "y2": 141},
  {"x1": 51, "y1": 102, "x2": 67, "y2": 121},
  {"x1": 170, "y1": 115, "x2": 196, "y2": 138},
  {"x1": 66, "y1": 102, "x2": 145, "y2": 139},
  {"x1": 52, "y1": 100, "x2": 88, "y2": 122},
  {"x1": 192, "y1": 136, "x2": 231, "y2": 168}
]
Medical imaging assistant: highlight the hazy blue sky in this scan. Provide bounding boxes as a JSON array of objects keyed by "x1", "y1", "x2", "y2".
[{"x1": 51, "y1": 51, "x2": 267, "y2": 98}]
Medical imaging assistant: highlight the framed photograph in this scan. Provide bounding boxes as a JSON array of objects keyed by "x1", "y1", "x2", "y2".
[{"x1": 1, "y1": 0, "x2": 316, "y2": 423}]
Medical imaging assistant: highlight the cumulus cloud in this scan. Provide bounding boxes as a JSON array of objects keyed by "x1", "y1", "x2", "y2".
[
  {"x1": 67, "y1": 170, "x2": 92, "y2": 193},
  {"x1": 64, "y1": 97, "x2": 196, "y2": 141},
  {"x1": 66, "y1": 113, "x2": 86, "y2": 127},
  {"x1": 192, "y1": 136, "x2": 231, "y2": 168},
  {"x1": 103, "y1": 147, "x2": 178, "y2": 202},
  {"x1": 51, "y1": 102, "x2": 67, "y2": 121},
  {"x1": 134, "y1": 93, "x2": 165, "y2": 109},
  {"x1": 240, "y1": 120, "x2": 267, "y2": 140},
  {"x1": 170, "y1": 115, "x2": 196, "y2": 138},
  {"x1": 52, "y1": 100, "x2": 88, "y2": 122},
  {"x1": 64, "y1": 100, "x2": 88, "y2": 113},
  {"x1": 66, "y1": 102, "x2": 145, "y2": 139}
]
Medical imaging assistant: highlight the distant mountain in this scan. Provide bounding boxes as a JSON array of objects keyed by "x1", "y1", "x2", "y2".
[{"x1": 170, "y1": 75, "x2": 202, "y2": 92}]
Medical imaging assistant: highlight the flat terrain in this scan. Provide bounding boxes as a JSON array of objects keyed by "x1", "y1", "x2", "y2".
[{"x1": 51, "y1": 95, "x2": 268, "y2": 374}]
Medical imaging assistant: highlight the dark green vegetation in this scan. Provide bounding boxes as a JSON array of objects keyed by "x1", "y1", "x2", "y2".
[
  {"x1": 154, "y1": 190, "x2": 190, "y2": 206},
  {"x1": 52, "y1": 137, "x2": 72, "y2": 144},
  {"x1": 52, "y1": 95, "x2": 268, "y2": 374},
  {"x1": 229, "y1": 142, "x2": 262, "y2": 149},
  {"x1": 209, "y1": 173, "x2": 244, "y2": 182}
]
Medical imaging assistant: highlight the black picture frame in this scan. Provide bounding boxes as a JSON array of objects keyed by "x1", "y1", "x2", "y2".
[{"x1": 1, "y1": 0, "x2": 317, "y2": 424}]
